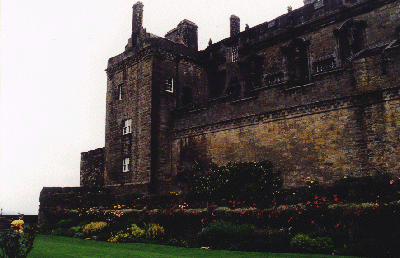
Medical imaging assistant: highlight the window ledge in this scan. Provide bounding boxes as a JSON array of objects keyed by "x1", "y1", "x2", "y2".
[
  {"x1": 208, "y1": 95, "x2": 231, "y2": 103},
  {"x1": 255, "y1": 81, "x2": 287, "y2": 91},
  {"x1": 285, "y1": 82, "x2": 315, "y2": 91},
  {"x1": 312, "y1": 67, "x2": 344, "y2": 77},
  {"x1": 230, "y1": 95, "x2": 257, "y2": 104},
  {"x1": 188, "y1": 107, "x2": 208, "y2": 113}
]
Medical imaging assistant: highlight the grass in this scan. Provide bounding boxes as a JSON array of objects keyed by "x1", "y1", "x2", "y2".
[{"x1": 28, "y1": 235, "x2": 362, "y2": 258}]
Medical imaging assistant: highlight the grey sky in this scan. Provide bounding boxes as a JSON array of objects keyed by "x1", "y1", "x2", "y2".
[{"x1": 1, "y1": 0, "x2": 304, "y2": 215}]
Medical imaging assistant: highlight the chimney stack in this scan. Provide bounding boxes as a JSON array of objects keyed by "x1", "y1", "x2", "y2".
[
  {"x1": 132, "y1": 2, "x2": 144, "y2": 36},
  {"x1": 230, "y1": 15, "x2": 240, "y2": 37}
]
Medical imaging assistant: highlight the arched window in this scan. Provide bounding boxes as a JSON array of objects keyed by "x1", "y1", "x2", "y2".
[
  {"x1": 281, "y1": 38, "x2": 311, "y2": 86},
  {"x1": 334, "y1": 20, "x2": 367, "y2": 62}
]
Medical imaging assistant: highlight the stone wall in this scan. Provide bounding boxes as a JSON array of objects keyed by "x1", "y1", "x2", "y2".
[
  {"x1": 85, "y1": 0, "x2": 399, "y2": 196},
  {"x1": 80, "y1": 148, "x2": 104, "y2": 187},
  {"x1": 105, "y1": 55, "x2": 153, "y2": 189},
  {"x1": 171, "y1": 88, "x2": 400, "y2": 189},
  {"x1": 168, "y1": 0, "x2": 400, "y2": 190}
]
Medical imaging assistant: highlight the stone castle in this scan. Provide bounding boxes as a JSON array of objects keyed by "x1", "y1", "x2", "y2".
[{"x1": 78, "y1": 0, "x2": 399, "y2": 197}]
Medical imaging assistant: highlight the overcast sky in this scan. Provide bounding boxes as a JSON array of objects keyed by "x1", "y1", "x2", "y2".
[{"x1": 1, "y1": 0, "x2": 304, "y2": 215}]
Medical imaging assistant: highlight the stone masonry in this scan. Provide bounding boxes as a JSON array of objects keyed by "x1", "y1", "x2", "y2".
[{"x1": 78, "y1": 0, "x2": 400, "y2": 197}]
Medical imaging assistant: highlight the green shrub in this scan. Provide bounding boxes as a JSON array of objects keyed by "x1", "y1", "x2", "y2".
[
  {"x1": 107, "y1": 230, "x2": 131, "y2": 243},
  {"x1": 57, "y1": 219, "x2": 75, "y2": 229},
  {"x1": 81, "y1": 221, "x2": 108, "y2": 236},
  {"x1": 109, "y1": 218, "x2": 136, "y2": 232},
  {"x1": 39, "y1": 221, "x2": 57, "y2": 233},
  {"x1": 255, "y1": 227, "x2": 292, "y2": 252},
  {"x1": 198, "y1": 221, "x2": 255, "y2": 250},
  {"x1": 0, "y1": 230, "x2": 35, "y2": 258},
  {"x1": 338, "y1": 239, "x2": 400, "y2": 257},
  {"x1": 290, "y1": 234, "x2": 333, "y2": 254},
  {"x1": 128, "y1": 224, "x2": 144, "y2": 239},
  {"x1": 73, "y1": 232, "x2": 85, "y2": 239},
  {"x1": 143, "y1": 223, "x2": 165, "y2": 240}
]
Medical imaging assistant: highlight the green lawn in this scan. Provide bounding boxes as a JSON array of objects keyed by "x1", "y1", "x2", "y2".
[{"x1": 28, "y1": 235, "x2": 362, "y2": 258}]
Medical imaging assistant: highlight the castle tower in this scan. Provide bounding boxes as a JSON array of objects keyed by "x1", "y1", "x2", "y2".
[{"x1": 230, "y1": 15, "x2": 240, "y2": 37}]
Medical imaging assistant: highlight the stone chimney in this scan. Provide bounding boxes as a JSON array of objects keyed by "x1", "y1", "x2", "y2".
[
  {"x1": 132, "y1": 1, "x2": 144, "y2": 36},
  {"x1": 230, "y1": 15, "x2": 240, "y2": 37},
  {"x1": 165, "y1": 20, "x2": 198, "y2": 50}
]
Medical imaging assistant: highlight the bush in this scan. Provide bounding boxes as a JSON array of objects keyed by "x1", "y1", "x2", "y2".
[
  {"x1": 57, "y1": 219, "x2": 76, "y2": 229},
  {"x1": 198, "y1": 221, "x2": 255, "y2": 250},
  {"x1": 81, "y1": 221, "x2": 108, "y2": 236},
  {"x1": 0, "y1": 230, "x2": 35, "y2": 258},
  {"x1": 255, "y1": 228, "x2": 292, "y2": 253},
  {"x1": 143, "y1": 223, "x2": 165, "y2": 240},
  {"x1": 108, "y1": 218, "x2": 136, "y2": 232},
  {"x1": 107, "y1": 223, "x2": 164, "y2": 243},
  {"x1": 73, "y1": 232, "x2": 85, "y2": 239},
  {"x1": 128, "y1": 224, "x2": 144, "y2": 239},
  {"x1": 290, "y1": 234, "x2": 333, "y2": 254},
  {"x1": 338, "y1": 239, "x2": 400, "y2": 257},
  {"x1": 107, "y1": 230, "x2": 132, "y2": 243},
  {"x1": 39, "y1": 221, "x2": 57, "y2": 233}
]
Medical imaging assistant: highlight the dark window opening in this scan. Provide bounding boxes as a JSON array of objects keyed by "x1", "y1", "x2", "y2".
[
  {"x1": 281, "y1": 38, "x2": 310, "y2": 86},
  {"x1": 313, "y1": 57, "x2": 336, "y2": 73},
  {"x1": 239, "y1": 55, "x2": 263, "y2": 95},
  {"x1": 226, "y1": 77, "x2": 241, "y2": 98},
  {"x1": 123, "y1": 69, "x2": 127, "y2": 81},
  {"x1": 334, "y1": 20, "x2": 367, "y2": 62},
  {"x1": 265, "y1": 72, "x2": 284, "y2": 86},
  {"x1": 182, "y1": 87, "x2": 193, "y2": 106},
  {"x1": 208, "y1": 70, "x2": 226, "y2": 98}
]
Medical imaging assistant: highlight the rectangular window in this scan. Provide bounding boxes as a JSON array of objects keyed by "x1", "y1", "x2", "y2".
[
  {"x1": 265, "y1": 72, "x2": 284, "y2": 86},
  {"x1": 118, "y1": 83, "x2": 123, "y2": 100},
  {"x1": 123, "y1": 158, "x2": 129, "y2": 172},
  {"x1": 231, "y1": 46, "x2": 239, "y2": 62},
  {"x1": 166, "y1": 78, "x2": 173, "y2": 92},
  {"x1": 314, "y1": 57, "x2": 336, "y2": 73},
  {"x1": 123, "y1": 119, "x2": 132, "y2": 135}
]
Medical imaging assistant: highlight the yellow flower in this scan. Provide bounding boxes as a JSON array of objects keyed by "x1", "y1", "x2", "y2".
[{"x1": 201, "y1": 247, "x2": 211, "y2": 249}]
